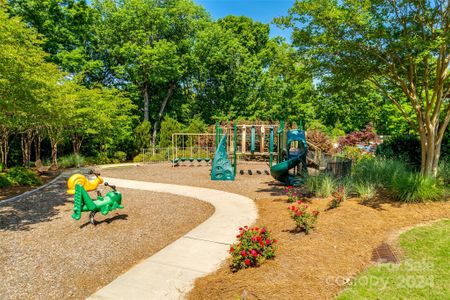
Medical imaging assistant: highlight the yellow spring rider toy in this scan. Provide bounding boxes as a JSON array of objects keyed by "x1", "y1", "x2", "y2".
[{"x1": 67, "y1": 170, "x2": 123, "y2": 224}]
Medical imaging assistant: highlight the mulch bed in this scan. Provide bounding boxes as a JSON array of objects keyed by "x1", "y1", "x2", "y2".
[
  {"x1": 0, "y1": 177, "x2": 214, "y2": 300},
  {"x1": 101, "y1": 164, "x2": 450, "y2": 300}
]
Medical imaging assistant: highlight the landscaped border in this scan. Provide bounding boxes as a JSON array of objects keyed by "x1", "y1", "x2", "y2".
[{"x1": 88, "y1": 177, "x2": 258, "y2": 299}]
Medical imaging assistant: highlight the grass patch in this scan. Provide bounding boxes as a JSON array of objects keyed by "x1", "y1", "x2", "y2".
[
  {"x1": 338, "y1": 219, "x2": 450, "y2": 299},
  {"x1": 306, "y1": 174, "x2": 337, "y2": 197},
  {"x1": 58, "y1": 154, "x2": 86, "y2": 168},
  {"x1": 351, "y1": 158, "x2": 447, "y2": 202}
]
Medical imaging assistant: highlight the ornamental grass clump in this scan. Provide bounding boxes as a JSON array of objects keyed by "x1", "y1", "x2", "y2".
[
  {"x1": 229, "y1": 226, "x2": 277, "y2": 272},
  {"x1": 328, "y1": 186, "x2": 346, "y2": 209},
  {"x1": 284, "y1": 185, "x2": 301, "y2": 203},
  {"x1": 288, "y1": 201, "x2": 319, "y2": 234}
]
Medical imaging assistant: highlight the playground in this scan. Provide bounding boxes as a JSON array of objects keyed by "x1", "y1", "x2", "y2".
[{"x1": 1, "y1": 162, "x2": 449, "y2": 299}]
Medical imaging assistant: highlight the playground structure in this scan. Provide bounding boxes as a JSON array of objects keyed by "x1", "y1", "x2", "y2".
[
  {"x1": 67, "y1": 171, "x2": 124, "y2": 225},
  {"x1": 171, "y1": 133, "x2": 215, "y2": 165},
  {"x1": 140, "y1": 120, "x2": 351, "y2": 185}
]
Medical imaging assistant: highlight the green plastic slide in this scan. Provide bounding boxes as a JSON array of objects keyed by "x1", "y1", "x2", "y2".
[{"x1": 211, "y1": 134, "x2": 235, "y2": 181}]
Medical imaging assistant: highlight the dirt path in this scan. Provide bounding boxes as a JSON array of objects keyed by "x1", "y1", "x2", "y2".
[
  {"x1": 101, "y1": 164, "x2": 450, "y2": 300},
  {"x1": 0, "y1": 172, "x2": 214, "y2": 300}
]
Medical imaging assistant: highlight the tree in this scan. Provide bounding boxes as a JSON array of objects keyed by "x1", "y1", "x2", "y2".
[
  {"x1": 0, "y1": 5, "x2": 61, "y2": 167},
  {"x1": 7, "y1": 0, "x2": 98, "y2": 75},
  {"x1": 93, "y1": 0, "x2": 208, "y2": 144},
  {"x1": 282, "y1": 0, "x2": 450, "y2": 176}
]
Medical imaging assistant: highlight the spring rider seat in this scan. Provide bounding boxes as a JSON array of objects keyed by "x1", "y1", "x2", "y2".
[{"x1": 67, "y1": 171, "x2": 124, "y2": 225}]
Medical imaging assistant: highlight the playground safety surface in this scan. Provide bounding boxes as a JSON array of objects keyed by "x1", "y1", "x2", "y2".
[{"x1": 0, "y1": 172, "x2": 214, "y2": 300}]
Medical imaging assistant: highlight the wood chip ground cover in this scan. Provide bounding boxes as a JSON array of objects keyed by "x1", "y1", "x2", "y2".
[{"x1": 0, "y1": 175, "x2": 214, "y2": 299}]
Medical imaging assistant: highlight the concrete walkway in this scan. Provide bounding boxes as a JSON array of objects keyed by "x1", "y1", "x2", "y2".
[{"x1": 88, "y1": 177, "x2": 258, "y2": 300}]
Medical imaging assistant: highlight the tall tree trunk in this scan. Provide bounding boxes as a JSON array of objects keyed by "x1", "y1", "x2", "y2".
[
  {"x1": 0, "y1": 126, "x2": 10, "y2": 168},
  {"x1": 46, "y1": 126, "x2": 62, "y2": 170},
  {"x1": 72, "y1": 134, "x2": 83, "y2": 154},
  {"x1": 34, "y1": 134, "x2": 42, "y2": 161},
  {"x1": 152, "y1": 83, "x2": 175, "y2": 145},
  {"x1": 143, "y1": 82, "x2": 150, "y2": 121},
  {"x1": 21, "y1": 129, "x2": 35, "y2": 168},
  {"x1": 50, "y1": 137, "x2": 58, "y2": 170}
]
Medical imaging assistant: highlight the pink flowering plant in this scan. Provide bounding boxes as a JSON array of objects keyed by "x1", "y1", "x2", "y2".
[
  {"x1": 328, "y1": 187, "x2": 346, "y2": 209},
  {"x1": 284, "y1": 185, "x2": 302, "y2": 203},
  {"x1": 288, "y1": 201, "x2": 319, "y2": 234},
  {"x1": 229, "y1": 226, "x2": 277, "y2": 272}
]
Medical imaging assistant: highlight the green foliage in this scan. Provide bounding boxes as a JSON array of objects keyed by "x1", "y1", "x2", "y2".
[
  {"x1": 288, "y1": 202, "x2": 319, "y2": 234},
  {"x1": 114, "y1": 151, "x2": 127, "y2": 163},
  {"x1": 352, "y1": 159, "x2": 447, "y2": 202},
  {"x1": 0, "y1": 163, "x2": 4, "y2": 172},
  {"x1": 341, "y1": 146, "x2": 373, "y2": 163},
  {"x1": 353, "y1": 182, "x2": 376, "y2": 201},
  {"x1": 338, "y1": 220, "x2": 450, "y2": 299},
  {"x1": 306, "y1": 174, "x2": 336, "y2": 198},
  {"x1": 0, "y1": 173, "x2": 13, "y2": 188},
  {"x1": 438, "y1": 159, "x2": 450, "y2": 184},
  {"x1": 229, "y1": 226, "x2": 277, "y2": 272},
  {"x1": 6, "y1": 167, "x2": 41, "y2": 186},
  {"x1": 158, "y1": 116, "x2": 183, "y2": 148},
  {"x1": 390, "y1": 173, "x2": 445, "y2": 203},
  {"x1": 376, "y1": 135, "x2": 421, "y2": 169},
  {"x1": 58, "y1": 154, "x2": 86, "y2": 168},
  {"x1": 134, "y1": 121, "x2": 152, "y2": 150}
]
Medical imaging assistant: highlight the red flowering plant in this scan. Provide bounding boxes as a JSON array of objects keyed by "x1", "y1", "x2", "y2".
[
  {"x1": 288, "y1": 201, "x2": 319, "y2": 234},
  {"x1": 229, "y1": 226, "x2": 277, "y2": 272},
  {"x1": 328, "y1": 186, "x2": 346, "y2": 209},
  {"x1": 284, "y1": 185, "x2": 302, "y2": 203}
]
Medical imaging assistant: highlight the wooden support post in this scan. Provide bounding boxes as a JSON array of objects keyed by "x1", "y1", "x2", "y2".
[
  {"x1": 242, "y1": 126, "x2": 246, "y2": 154},
  {"x1": 260, "y1": 126, "x2": 265, "y2": 153}
]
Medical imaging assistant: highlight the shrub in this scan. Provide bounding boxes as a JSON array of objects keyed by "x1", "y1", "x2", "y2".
[
  {"x1": 0, "y1": 173, "x2": 13, "y2": 188},
  {"x1": 354, "y1": 182, "x2": 377, "y2": 200},
  {"x1": 0, "y1": 163, "x2": 4, "y2": 172},
  {"x1": 338, "y1": 124, "x2": 379, "y2": 149},
  {"x1": 390, "y1": 173, "x2": 445, "y2": 202},
  {"x1": 58, "y1": 154, "x2": 86, "y2": 168},
  {"x1": 341, "y1": 146, "x2": 373, "y2": 162},
  {"x1": 328, "y1": 187, "x2": 346, "y2": 209},
  {"x1": 375, "y1": 135, "x2": 421, "y2": 169},
  {"x1": 6, "y1": 167, "x2": 41, "y2": 186},
  {"x1": 284, "y1": 185, "x2": 301, "y2": 203},
  {"x1": 229, "y1": 226, "x2": 277, "y2": 272},
  {"x1": 306, "y1": 174, "x2": 336, "y2": 198},
  {"x1": 288, "y1": 201, "x2": 319, "y2": 234},
  {"x1": 114, "y1": 151, "x2": 127, "y2": 162},
  {"x1": 438, "y1": 159, "x2": 450, "y2": 184},
  {"x1": 352, "y1": 158, "x2": 447, "y2": 202},
  {"x1": 306, "y1": 129, "x2": 334, "y2": 153}
]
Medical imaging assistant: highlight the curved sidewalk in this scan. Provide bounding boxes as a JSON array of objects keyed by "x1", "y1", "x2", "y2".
[{"x1": 89, "y1": 177, "x2": 258, "y2": 300}]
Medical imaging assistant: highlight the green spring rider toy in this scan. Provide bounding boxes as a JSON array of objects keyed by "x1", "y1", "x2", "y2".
[{"x1": 68, "y1": 171, "x2": 124, "y2": 225}]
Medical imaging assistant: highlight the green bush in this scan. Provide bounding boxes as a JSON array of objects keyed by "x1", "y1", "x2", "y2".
[
  {"x1": 58, "y1": 154, "x2": 86, "y2": 168},
  {"x1": 0, "y1": 173, "x2": 13, "y2": 188},
  {"x1": 6, "y1": 167, "x2": 42, "y2": 186},
  {"x1": 390, "y1": 173, "x2": 445, "y2": 202},
  {"x1": 438, "y1": 158, "x2": 450, "y2": 184},
  {"x1": 114, "y1": 151, "x2": 127, "y2": 162},
  {"x1": 306, "y1": 174, "x2": 336, "y2": 197},
  {"x1": 376, "y1": 135, "x2": 421, "y2": 169},
  {"x1": 353, "y1": 182, "x2": 376, "y2": 200},
  {"x1": 352, "y1": 158, "x2": 447, "y2": 202},
  {"x1": 0, "y1": 163, "x2": 4, "y2": 172}
]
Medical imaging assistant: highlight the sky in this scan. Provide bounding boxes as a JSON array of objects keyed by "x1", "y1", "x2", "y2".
[{"x1": 194, "y1": 0, "x2": 295, "y2": 41}]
